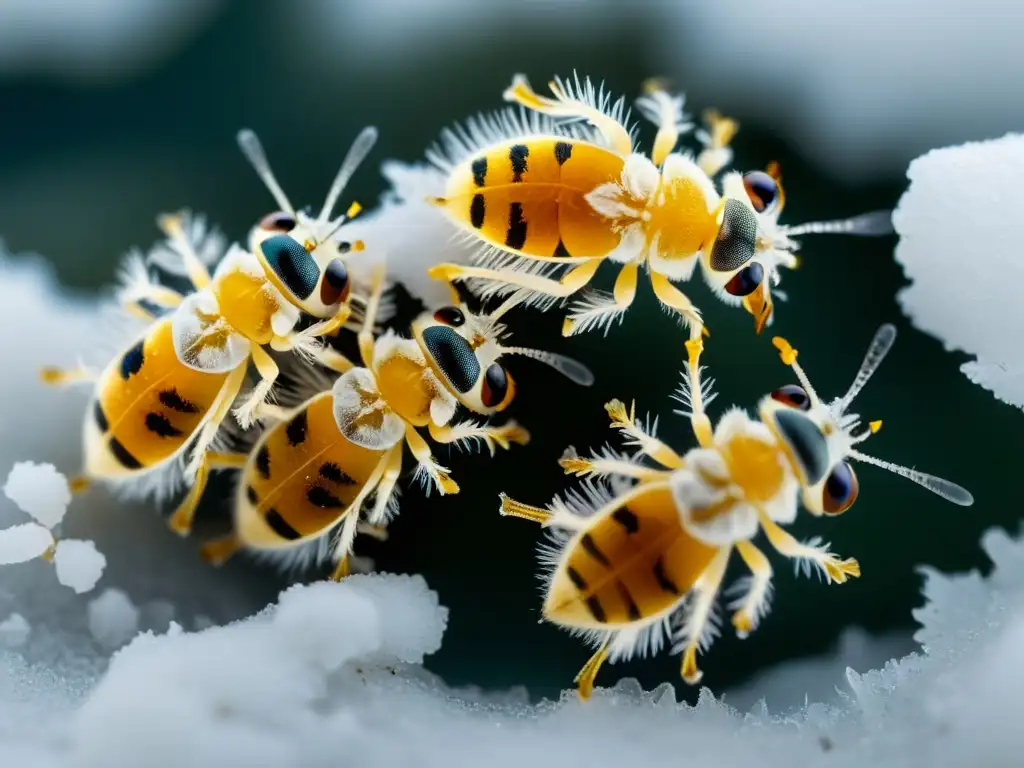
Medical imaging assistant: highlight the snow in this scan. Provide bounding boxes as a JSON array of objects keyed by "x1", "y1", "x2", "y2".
[
  {"x1": 894, "y1": 134, "x2": 1024, "y2": 410},
  {"x1": 52, "y1": 540, "x2": 106, "y2": 595},
  {"x1": 0, "y1": 523, "x2": 53, "y2": 564},
  {"x1": 87, "y1": 590, "x2": 140, "y2": 651},
  {"x1": 0, "y1": 614, "x2": 31, "y2": 649},
  {"x1": 4, "y1": 462, "x2": 71, "y2": 528}
]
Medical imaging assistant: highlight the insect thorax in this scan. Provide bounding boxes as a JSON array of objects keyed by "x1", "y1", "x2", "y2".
[{"x1": 373, "y1": 338, "x2": 453, "y2": 427}]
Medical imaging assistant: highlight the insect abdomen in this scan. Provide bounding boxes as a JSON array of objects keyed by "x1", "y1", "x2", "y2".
[
  {"x1": 87, "y1": 320, "x2": 228, "y2": 477},
  {"x1": 440, "y1": 137, "x2": 624, "y2": 260},
  {"x1": 544, "y1": 486, "x2": 719, "y2": 629},
  {"x1": 236, "y1": 395, "x2": 387, "y2": 548}
]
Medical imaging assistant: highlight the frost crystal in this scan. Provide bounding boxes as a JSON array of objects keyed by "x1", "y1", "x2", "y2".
[
  {"x1": 87, "y1": 589, "x2": 140, "y2": 650},
  {"x1": 894, "y1": 133, "x2": 1024, "y2": 410},
  {"x1": 0, "y1": 522, "x2": 53, "y2": 564},
  {"x1": 53, "y1": 539, "x2": 106, "y2": 594},
  {"x1": 0, "y1": 614, "x2": 31, "y2": 648},
  {"x1": 3, "y1": 461, "x2": 71, "y2": 528}
]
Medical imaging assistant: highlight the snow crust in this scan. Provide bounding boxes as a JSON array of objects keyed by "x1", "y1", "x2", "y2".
[
  {"x1": 894, "y1": 133, "x2": 1024, "y2": 409},
  {"x1": 4, "y1": 462, "x2": 71, "y2": 528}
]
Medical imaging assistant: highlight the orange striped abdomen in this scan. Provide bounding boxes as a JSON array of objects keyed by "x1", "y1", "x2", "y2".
[
  {"x1": 545, "y1": 485, "x2": 719, "y2": 629},
  {"x1": 441, "y1": 137, "x2": 625, "y2": 260},
  {"x1": 236, "y1": 395, "x2": 388, "y2": 549},
  {"x1": 87, "y1": 320, "x2": 229, "y2": 477}
]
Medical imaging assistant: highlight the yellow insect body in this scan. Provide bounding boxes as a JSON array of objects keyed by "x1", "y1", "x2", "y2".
[
  {"x1": 502, "y1": 327, "x2": 973, "y2": 699},
  {"x1": 428, "y1": 74, "x2": 894, "y2": 336}
]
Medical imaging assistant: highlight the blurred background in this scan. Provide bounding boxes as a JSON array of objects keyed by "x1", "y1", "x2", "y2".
[{"x1": 2, "y1": 0, "x2": 1022, "y2": 706}]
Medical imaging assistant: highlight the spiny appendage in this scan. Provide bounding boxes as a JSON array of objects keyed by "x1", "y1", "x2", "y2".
[
  {"x1": 558, "y1": 444, "x2": 649, "y2": 481},
  {"x1": 674, "y1": 587, "x2": 723, "y2": 686},
  {"x1": 726, "y1": 576, "x2": 774, "y2": 639},
  {"x1": 444, "y1": 420, "x2": 531, "y2": 455},
  {"x1": 498, "y1": 492, "x2": 552, "y2": 524},
  {"x1": 793, "y1": 537, "x2": 861, "y2": 584},
  {"x1": 604, "y1": 399, "x2": 660, "y2": 453},
  {"x1": 562, "y1": 290, "x2": 629, "y2": 337},
  {"x1": 413, "y1": 455, "x2": 459, "y2": 496},
  {"x1": 772, "y1": 335, "x2": 798, "y2": 366}
]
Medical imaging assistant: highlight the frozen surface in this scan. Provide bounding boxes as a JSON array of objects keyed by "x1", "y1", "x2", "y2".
[
  {"x1": 52, "y1": 541, "x2": 106, "y2": 595},
  {"x1": 894, "y1": 134, "x2": 1024, "y2": 409},
  {"x1": 87, "y1": 589, "x2": 140, "y2": 651},
  {"x1": 0, "y1": 523, "x2": 53, "y2": 565},
  {"x1": 0, "y1": 614, "x2": 31, "y2": 649},
  {"x1": 4, "y1": 462, "x2": 71, "y2": 528}
]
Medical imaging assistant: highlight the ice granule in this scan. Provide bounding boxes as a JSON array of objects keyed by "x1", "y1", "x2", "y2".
[
  {"x1": 53, "y1": 539, "x2": 106, "y2": 594},
  {"x1": 3, "y1": 462, "x2": 71, "y2": 528},
  {"x1": 0, "y1": 522, "x2": 53, "y2": 564},
  {"x1": 0, "y1": 614, "x2": 31, "y2": 648},
  {"x1": 894, "y1": 133, "x2": 1024, "y2": 410},
  {"x1": 87, "y1": 589, "x2": 140, "y2": 650}
]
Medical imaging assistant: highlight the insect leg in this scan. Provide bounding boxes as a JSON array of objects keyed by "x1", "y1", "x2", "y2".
[
  {"x1": 358, "y1": 267, "x2": 388, "y2": 368},
  {"x1": 405, "y1": 424, "x2": 459, "y2": 495},
  {"x1": 497, "y1": 493, "x2": 552, "y2": 524},
  {"x1": 504, "y1": 74, "x2": 633, "y2": 156},
  {"x1": 757, "y1": 509, "x2": 860, "y2": 584},
  {"x1": 308, "y1": 344, "x2": 357, "y2": 374},
  {"x1": 696, "y1": 109, "x2": 739, "y2": 178},
  {"x1": 328, "y1": 451, "x2": 392, "y2": 580},
  {"x1": 233, "y1": 345, "x2": 280, "y2": 429},
  {"x1": 427, "y1": 420, "x2": 531, "y2": 456},
  {"x1": 200, "y1": 535, "x2": 241, "y2": 566},
  {"x1": 575, "y1": 638, "x2": 611, "y2": 701},
  {"x1": 558, "y1": 446, "x2": 669, "y2": 483},
  {"x1": 682, "y1": 336, "x2": 714, "y2": 448},
  {"x1": 168, "y1": 366, "x2": 247, "y2": 536},
  {"x1": 563, "y1": 261, "x2": 639, "y2": 336},
  {"x1": 678, "y1": 546, "x2": 731, "y2": 685},
  {"x1": 731, "y1": 540, "x2": 774, "y2": 638},
  {"x1": 649, "y1": 271, "x2": 705, "y2": 335},
  {"x1": 637, "y1": 80, "x2": 688, "y2": 166},
  {"x1": 40, "y1": 365, "x2": 98, "y2": 387},
  {"x1": 156, "y1": 212, "x2": 212, "y2": 291},
  {"x1": 428, "y1": 258, "x2": 602, "y2": 301},
  {"x1": 604, "y1": 399, "x2": 685, "y2": 469},
  {"x1": 121, "y1": 285, "x2": 184, "y2": 321},
  {"x1": 366, "y1": 443, "x2": 403, "y2": 525},
  {"x1": 297, "y1": 302, "x2": 354, "y2": 342}
]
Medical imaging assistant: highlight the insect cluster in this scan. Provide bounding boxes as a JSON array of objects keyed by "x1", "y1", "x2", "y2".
[{"x1": 37, "y1": 73, "x2": 972, "y2": 698}]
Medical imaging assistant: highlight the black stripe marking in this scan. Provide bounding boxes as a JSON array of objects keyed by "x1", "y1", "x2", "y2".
[
  {"x1": 306, "y1": 485, "x2": 345, "y2": 509},
  {"x1": 120, "y1": 340, "x2": 145, "y2": 380},
  {"x1": 320, "y1": 462, "x2": 356, "y2": 485},
  {"x1": 470, "y1": 194, "x2": 485, "y2": 229},
  {"x1": 246, "y1": 485, "x2": 258, "y2": 505},
  {"x1": 265, "y1": 508, "x2": 300, "y2": 540},
  {"x1": 509, "y1": 144, "x2": 529, "y2": 181},
  {"x1": 145, "y1": 412, "x2": 183, "y2": 438},
  {"x1": 505, "y1": 202, "x2": 527, "y2": 250},
  {"x1": 255, "y1": 446, "x2": 271, "y2": 479},
  {"x1": 617, "y1": 580, "x2": 641, "y2": 621},
  {"x1": 585, "y1": 596, "x2": 607, "y2": 623},
  {"x1": 554, "y1": 141, "x2": 572, "y2": 165},
  {"x1": 93, "y1": 401, "x2": 109, "y2": 433},
  {"x1": 612, "y1": 507, "x2": 639, "y2": 534},
  {"x1": 653, "y1": 557, "x2": 680, "y2": 595},
  {"x1": 581, "y1": 533, "x2": 611, "y2": 568},
  {"x1": 159, "y1": 389, "x2": 200, "y2": 414},
  {"x1": 471, "y1": 156, "x2": 487, "y2": 187},
  {"x1": 286, "y1": 411, "x2": 308, "y2": 446},
  {"x1": 108, "y1": 437, "x2": 142, "y2": 469},
  {"x1": 567, "y1": 566, "x2": 588, "y2": 590},
  {"x1": 553, "y1": 239, "x2": 571, "y2": 258}
]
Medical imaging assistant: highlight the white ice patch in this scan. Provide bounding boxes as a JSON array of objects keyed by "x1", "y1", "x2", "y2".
[
  {"x1": 3, "y1": 462, "x2": 71, "y2": 528},
  {"x1": 87, "y1": 589, "x2": 140, "y2": 650},
  {"x1": 0, "y1": 614, "x2": 31, "y2": 649},
  {"x1": 53, "y1": 539, "x2": 106, "y2": 594},
  {"x1": 894, "y1": 134, "x2": 1024, "y2": 410},
  {"x1": 0, "y1": 523, "x2": 54, "y2": 564}
]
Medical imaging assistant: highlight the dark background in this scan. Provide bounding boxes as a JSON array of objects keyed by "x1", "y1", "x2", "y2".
[{"x1": 2, "y1": 1, "x2": 1019, "y2": 702}]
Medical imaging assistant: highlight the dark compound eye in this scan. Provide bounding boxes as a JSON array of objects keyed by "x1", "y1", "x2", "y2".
[
  {"x1": 823, "y1": 461, "x2": 859, "y2": 515},
  {"x1": 724, "y1": 262, "x2": 764, "y2": 297},
  {"x1": 481, "y1": 363, "x2": 508, "y2": 408},
  {"x1": 771, "y1": 384, "x2": 811, "y2": 410},
  {"x1": 260, "y1": 234, "x2": 319, "y2": 300},
  {"x1": 319, "y1": 259, "x2": 350, "y2": 306},
  {"x1": 433, "y1": 306, "x2": 465, "y2": 327},
  {"x1": 258, "y1": 211, "x2": 297, "y2": 232},
  {"x1": 422, "y1": 325, "x2": 479, "y2": 393},
  {"x1": 743, "y1": 171, "x2": 778, "y2": 214},
  {"x1": 710, "y1": 198, "x2": 758, "y2": 272}
]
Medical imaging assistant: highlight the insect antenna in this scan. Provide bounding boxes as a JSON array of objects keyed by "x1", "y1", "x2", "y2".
[
  {"x1": 499, "y1": 346, "x2": 594, "y2": 387},
  {"x1": 836, "y1": 323, "x2": 897, "y2": 413},
  {"x1": 779, "y1": 210, "x2": 894, "y2": 238},
  {"x1": 237, "y1": 129, "x2": 295, "y2": 215},
  {"x1": 318, "y1": 126, "x2": 379, "y2": 225},
  {"x1": 771, "y1": 336, "x2": 822, "y2": 404},
  {"x1": 847, "y1": 450, "x2": 974, "y2": 506}
]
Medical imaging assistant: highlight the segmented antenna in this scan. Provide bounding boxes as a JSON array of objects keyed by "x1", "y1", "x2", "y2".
[
  {"x1": 848, "y1": 450, "x2": 974, "y2": 506},
  {"x1": 237, "y1": 129, "x2": 294, "y2": 215},
  {"x1": 501, "y1": 346, "x2": 595, "y2": 387},
  {"x1": 318, "y1": 126, "x2": 379, "y2": 224},
  {"x1": 780, "y1": 210, "x2": 894, "y2": 238},
  {"x1": 837, "y1": 324, "x2": 897, "y2": 413}
]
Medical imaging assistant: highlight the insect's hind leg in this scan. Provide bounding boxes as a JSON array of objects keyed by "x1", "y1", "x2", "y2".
[
  {"x1": 40, "y1": 365, "x2": 98, "y2": 387},
  {"x1": 498, "y1": 493, "x2": 551, "y2": 524},
  {"x1": 575, "y1": 638, "x2": 610, "y2": 701},
  {"x1": 429, "y1": 259, "x2": 601, "y2": 302}
]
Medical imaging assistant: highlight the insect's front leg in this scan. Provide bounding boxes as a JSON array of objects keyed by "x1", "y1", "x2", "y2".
[
  {"x1": 428, "y1": 420, "x2": 530, "y2": 456},
  {"x1": 696, "y1": 109, "x2": 739, "y2": 177}
]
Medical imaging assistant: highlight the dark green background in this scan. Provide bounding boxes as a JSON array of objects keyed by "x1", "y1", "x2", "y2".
[{"x1": 2, "y1": 2, "x2": 1018, "y2": 701}]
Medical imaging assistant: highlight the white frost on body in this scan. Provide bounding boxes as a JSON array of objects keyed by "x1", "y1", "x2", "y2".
[
  {"x1": 3, "y1": 462, "x2": 71, "y2": 528},
  {"x1": 894, "y1": 133, "x2": 1024, "y2": 410}
]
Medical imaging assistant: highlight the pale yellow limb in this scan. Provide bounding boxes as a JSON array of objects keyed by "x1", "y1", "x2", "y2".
[
  {"x1": 311, "y1": 345, "x2": 356, "y2": 374},
  {"x1": 604, "y1": 399, "x2": 684, "y2": 470},
  {"x1": 649, "y1": 271, "x2": 704, "y2": 333},
  {"x1": 640, "y1": 80, "x2": 684, "y2": 166},
  {"x1": 757, "y1": 509, "x2": 860, "y2": 584},
  {"x1": 329, "y1": 449, "x2": 392, "y2": 580},
  {"x1": 696, "y1": 109, "x2": 739, "y2": 177},
  {"x1": 200, "y1": 535, "x2": 241, "y2": 566},
  {"x1": 359, "y1": 268, "x2": 387, "y2": 368},
  {"x1": 40, "y1": 365, "x2": 98, "y2": 387},
  {"x1": 301, "y1": 303, "x2": 353, "y2": 339},
  {"x1": 498, "y1": 493, "x2": 552, "y2": 524},
  {"x1": 168, "y1": 451, "x2": 248, "y2": 537},
  {"x1": 366, "y1": 443, "x2": 404, "y2": 525},
  {"x1": 562, "y1": 260, "x2": 638, "y2": 336},
  {"x1": 679, "y1": 546, "x2": 731, "y2": 685},
  {"x1": 575, "y1": 639, "x2": 611, "y2": 701},
  {"x1": 504, "y1": 74, "x2": 632, "y2": 156},
  {"x1": 732, "y1": 541, "x2": 773, "y2": 638},
  {"x1": 429, "y1": 258, "x2": 602, "y2": 301},
  {"x1": 233, "y1": 345, "x2": 279, "y2": 429},
  {"x1": 683, "y1": 337, "x2": 714, "y2": 449},
  {"x1": 122, "y1": 285, "x2": 184, "y2": 320},
  {"x1": 405, "y1": 424, "x2": 459, "y2": 495},
  {"x1": 156, "y1": 212, "x2": 212, "y2": 290},
  {"x1": 428, "y1": 420, "x2": 530, "y2": 456}
]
